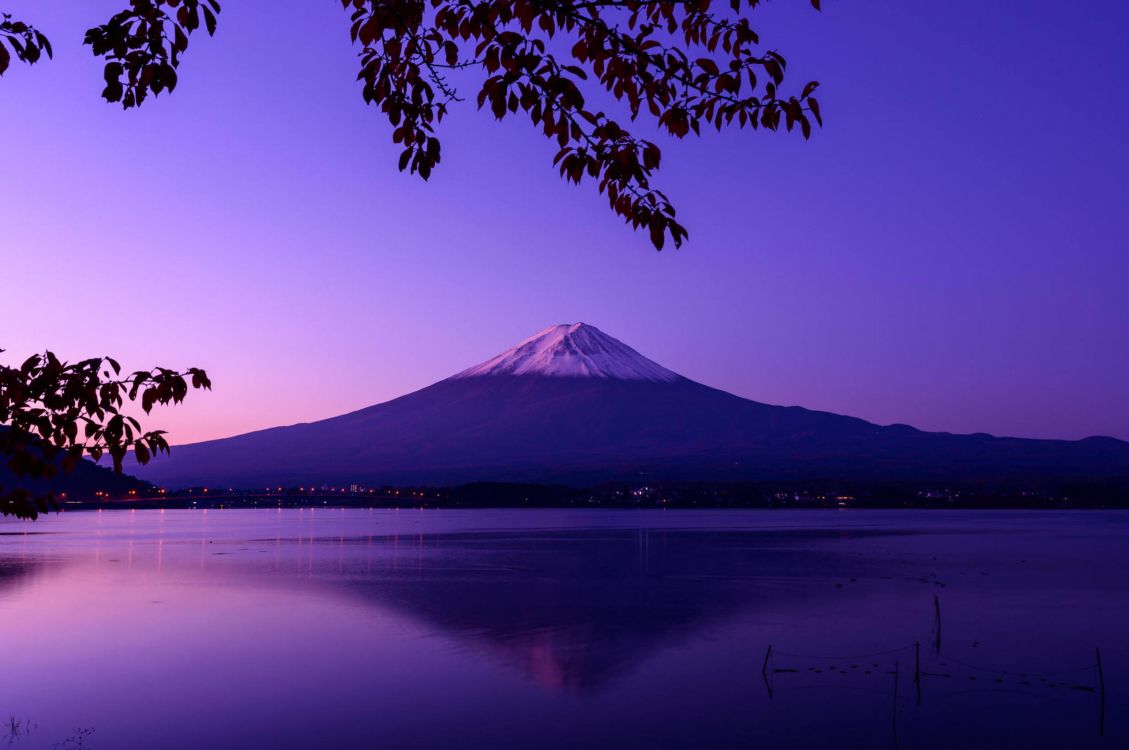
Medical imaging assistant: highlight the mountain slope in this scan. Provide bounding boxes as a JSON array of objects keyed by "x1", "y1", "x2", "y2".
[{"x1": 136, "y1": 324, "x2": 1129, "y2": 489}]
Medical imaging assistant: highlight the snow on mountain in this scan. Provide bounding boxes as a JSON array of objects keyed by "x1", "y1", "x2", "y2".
[{"x1": 451, "y1": 323, "x2": 682, "y2": 382}]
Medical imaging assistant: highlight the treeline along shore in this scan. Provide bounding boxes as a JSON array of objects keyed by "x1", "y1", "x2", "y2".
[{"x1": 53, "y1": 479, "x2": 1129, "y2": 512}]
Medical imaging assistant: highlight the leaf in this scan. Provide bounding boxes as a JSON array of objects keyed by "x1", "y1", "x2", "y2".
[
  {"x1": 202, "y1": 5, "x2": 218, "y2": 36},
  {"x1": 697, "y1": 58, "x2": 720, "y2": 76}
]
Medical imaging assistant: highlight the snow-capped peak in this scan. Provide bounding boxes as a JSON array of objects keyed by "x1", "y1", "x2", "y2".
[{"x1": 452, "y1": 323, "x2": 682, "y2": 382}]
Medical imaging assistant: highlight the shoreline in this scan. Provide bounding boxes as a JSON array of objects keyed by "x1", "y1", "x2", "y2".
[{"x1": 46, "y1": 495, "x2": 1129, "y2": 512}]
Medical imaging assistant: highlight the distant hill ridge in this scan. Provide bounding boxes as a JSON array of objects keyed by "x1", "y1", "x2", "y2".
[
  {"x1": 0, "y1": 456, "x2": 150, "y2": 500},
  {"x1": 134, "y1": 323, "x2": 1129, "y2": 490}
]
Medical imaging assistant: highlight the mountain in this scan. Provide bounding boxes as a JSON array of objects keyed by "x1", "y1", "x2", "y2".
[{"x1": 136, "y1": 323, "x2": 1129, "y2": 489}]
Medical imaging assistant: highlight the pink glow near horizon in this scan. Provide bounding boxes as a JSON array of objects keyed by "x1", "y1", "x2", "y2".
[{"x1": 1, "y1": 0, "x2": 1127, "y2": 444}]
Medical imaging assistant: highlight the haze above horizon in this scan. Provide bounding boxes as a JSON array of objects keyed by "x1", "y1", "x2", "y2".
[{"x1": 1, "y1": 0, "x2": 1126, "y2": 443}]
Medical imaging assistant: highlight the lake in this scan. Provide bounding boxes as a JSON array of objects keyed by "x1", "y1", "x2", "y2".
[{"x1": 1, "y1": 508, "x2": 1125, "y2": 749}]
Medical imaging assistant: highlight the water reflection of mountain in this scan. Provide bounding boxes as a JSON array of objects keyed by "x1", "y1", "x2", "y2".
[
  {"x1": 333, "y1": 528, "x2": 889, "y2": 693},
  {"x1": 0, "y1": 555, "x2": 41, "y2": 598}
]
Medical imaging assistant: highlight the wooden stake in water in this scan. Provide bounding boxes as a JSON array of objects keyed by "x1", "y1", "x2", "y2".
[
  {"x1": 761, "y1": 644, "x2": 774, "y2": 700},
  {"x1": 892, "y1": 659, "x2": 900, "y2": 749},
  {"x1": 1097, "y1": 647, "x2": 1105, "y2": 737},
  {"x1": 933, "y1": 594, "x2": 942, "y2": 655},
  {"x1": 915, "y1": 642, "x2": 921, "y2": 706}
]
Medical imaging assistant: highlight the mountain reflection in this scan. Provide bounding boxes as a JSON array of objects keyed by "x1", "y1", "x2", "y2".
[
  {"x1": 330, "y1": 528, "x2": 873, "y2": 692},
  {"x1": 0, "y1": 556, "x2": 41, "y2": 597}
]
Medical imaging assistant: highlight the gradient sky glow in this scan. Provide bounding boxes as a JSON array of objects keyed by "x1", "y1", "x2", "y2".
[{"x1": 2, "y1": 0, "x2": 1127, "y2": 444}]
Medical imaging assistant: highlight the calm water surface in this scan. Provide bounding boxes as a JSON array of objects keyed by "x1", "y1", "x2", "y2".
[{"x1": 1, "y1": 508, "x2": 1126, "y2": 749}]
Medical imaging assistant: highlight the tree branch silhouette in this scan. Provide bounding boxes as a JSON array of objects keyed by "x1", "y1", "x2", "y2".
[
  {"x1": 1, "y1": 0, "x2": 823, "y2": 250},
  {"x1": 1, "y1": 351, "x2": 211, "y2": 519}
]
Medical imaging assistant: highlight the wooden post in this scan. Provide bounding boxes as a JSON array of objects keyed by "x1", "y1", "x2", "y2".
[
  {"x1": 1097, "y1": 647, "x2": 1105, "y2": 693},
  {"x1": 892, "y1": 660, "x2": 900, "y2": 748},
  {"x1": 933, "y1": 594, "x2": 942, "y2": 655},
  {"x1": 761, "y1": 644, "x2": 774, "y2": 700},
  {"x1": 1097, "y1": 647, "x2": 1105, "y2": 737},
  {"x1": 915, "y1": 641, "x2": 921, "y2": 706}
]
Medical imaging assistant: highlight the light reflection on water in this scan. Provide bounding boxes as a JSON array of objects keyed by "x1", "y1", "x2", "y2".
[{"x1": 0, "y1": 508, "x2": 1126, "y2": 749}]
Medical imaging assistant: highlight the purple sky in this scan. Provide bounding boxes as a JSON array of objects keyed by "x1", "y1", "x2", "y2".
[{"x1": 2, "y1": 0, "x2": 1127, "y2": 444}]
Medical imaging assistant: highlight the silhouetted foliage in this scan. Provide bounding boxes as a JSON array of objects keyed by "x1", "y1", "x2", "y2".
[
  {"x1": 0, "y1": 12, "x2": 51, "y2": 74},
  {"x1": 83, "y1": 0, "x2": 220, "y2": 107},
  {"x1": 0, "y1": 0, "x2": 823, "y2": 249},
  {"x1": 0, "y1": 351, "x2": 211, "y2": 519}
]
